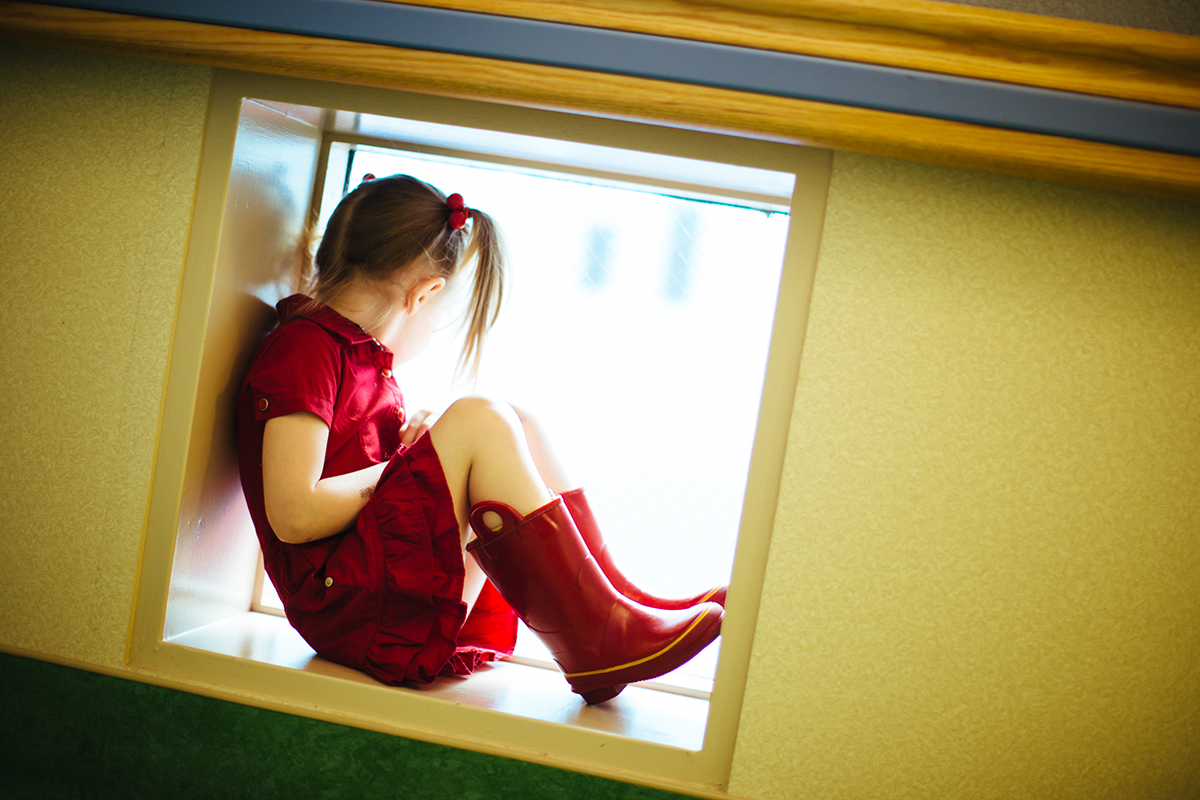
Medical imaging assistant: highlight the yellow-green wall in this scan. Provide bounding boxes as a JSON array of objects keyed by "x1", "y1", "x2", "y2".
[
  {"x1": 0, "y1": 42, "x2": 210, "y2": 668},
  {"x1": 2, "y1": 40, "x2": 1198, "y2": 800},
  {"x1": 730, "y1": 155, "x2": 1200, "y2": 798}
]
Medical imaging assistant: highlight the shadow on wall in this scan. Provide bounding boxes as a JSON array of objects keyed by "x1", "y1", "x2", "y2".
[{"x1": 165, "y1": 99, "x2": 320, "y2": 639}]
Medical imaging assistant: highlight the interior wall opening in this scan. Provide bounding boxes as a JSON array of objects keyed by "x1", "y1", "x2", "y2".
[
  {"x1": 139, "y1": 70, "x2": 831, "y2": 775},
  {"x1": 247, "y1": 120, "x2": 794, "y2": 698}
]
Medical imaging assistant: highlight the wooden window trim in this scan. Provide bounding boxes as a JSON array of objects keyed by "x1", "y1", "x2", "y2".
[
  {"x1": 1, "y1": 1, "x2": 1195, "y2": 190},
  {"x1": 391, "y1": 0, "x2": 1200, "y2": 110}
]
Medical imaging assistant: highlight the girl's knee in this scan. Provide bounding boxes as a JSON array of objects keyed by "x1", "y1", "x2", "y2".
[
  {"x1": 430, "y1": 398, "x2": 519, "y2": 490},
  {"x1": 431, "y1": 397, "x2": 532, "y2": 480},
  {"x1": 443, "y1": 396, "x2": 521, "y2": 432}
]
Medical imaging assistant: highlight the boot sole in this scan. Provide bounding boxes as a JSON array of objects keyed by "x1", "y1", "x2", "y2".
[
  {"x1": 578, "y1": 684, "x2": 626, "y2": 705},
  {"x1": 565, "y1": 604, "x2": 723, "y2": 698}
]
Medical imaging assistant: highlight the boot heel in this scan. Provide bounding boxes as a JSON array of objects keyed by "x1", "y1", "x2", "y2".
[{"x1": 579, "y1": 685, "x2": 625, "y2": 705}]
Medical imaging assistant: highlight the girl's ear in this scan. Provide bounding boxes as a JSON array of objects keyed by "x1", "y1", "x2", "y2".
[{"x1": 407, "y1": 275, "x2": 447, "y2": 313}]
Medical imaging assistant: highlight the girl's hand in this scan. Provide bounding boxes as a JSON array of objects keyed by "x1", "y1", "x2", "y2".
[{"x1": 400, "y1": 409, "x2": 438, "y2": 446}]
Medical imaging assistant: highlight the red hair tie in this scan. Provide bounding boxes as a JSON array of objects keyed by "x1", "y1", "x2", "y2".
[{"x1": 446, "y1": 193, "x2": 470, "y2": 230}]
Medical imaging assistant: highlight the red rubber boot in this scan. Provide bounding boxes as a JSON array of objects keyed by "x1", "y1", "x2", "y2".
[
  {"x1": 560, "y1": 488, "x2": 727, "y2": 610},
  {"x1": 467, "y1": 497, "x2": 723, "y2": 704}
]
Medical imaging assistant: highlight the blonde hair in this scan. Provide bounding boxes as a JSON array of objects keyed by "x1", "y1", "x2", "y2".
[{"x1": 293, "y1": 174, "x2": 504, "y2": 376}]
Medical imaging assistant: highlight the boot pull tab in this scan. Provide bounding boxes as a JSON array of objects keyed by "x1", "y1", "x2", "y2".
[{"x1": 468, "y1": 500, "x2": 523, "y2": 541}]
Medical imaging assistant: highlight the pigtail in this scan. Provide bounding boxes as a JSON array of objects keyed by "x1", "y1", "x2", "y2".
[
  {"x1": 293, "y1": 213, "x2": 319, "y2": 296},
  {"x1": 455, "y1": 208, "x2": 505, "y2": 380}
]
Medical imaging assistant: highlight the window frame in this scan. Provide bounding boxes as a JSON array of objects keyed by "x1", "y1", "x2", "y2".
[
  {"x1": 255, "y1": 127, "x2": 796, "y2": 700},
  {"x1": 130, "y1": 68, "x2": 831, "y2": 794}
]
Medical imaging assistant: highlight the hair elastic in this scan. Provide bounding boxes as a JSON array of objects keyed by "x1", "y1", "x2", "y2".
[{"x1": 446, "y1": 193, "x2": 470, "y2": 230}]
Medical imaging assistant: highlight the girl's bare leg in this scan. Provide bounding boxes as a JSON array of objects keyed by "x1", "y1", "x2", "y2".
[
  {"x1": 511, "y1": 404, "x2": 580, "y2": 495},
  {"x1": 429, "y1": 397, "x2": 554, "y2": 616},
  {"x1": 462, "y1": 556, "x2": 488, "y2": 617}
]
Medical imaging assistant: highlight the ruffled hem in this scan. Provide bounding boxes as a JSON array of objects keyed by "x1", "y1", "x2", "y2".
[
  {"x1": 440, "y1": 647, "x2": 503, "y2": 677},
  {"x1": 355, "y1": 434, "x2": 517, "y2": 685}
]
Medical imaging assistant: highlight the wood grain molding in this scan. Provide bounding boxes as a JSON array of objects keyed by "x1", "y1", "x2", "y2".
[
  {"x1": 2, "y1": 0, "x2": 1198, "y2": 201},
  {"x1": 387, "y1": 0, "x2": 1200, "y2": 109}
]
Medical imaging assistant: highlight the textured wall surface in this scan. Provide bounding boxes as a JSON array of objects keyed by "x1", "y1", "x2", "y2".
[
  {"x1": 0, "y1": 43, "x2": 211, "y2": 667},
  {"x1": 947, "y1": 0, "x2": 1200, "y2": 35},
  {"x1": 730, "y1": 153, "x2": 1200, "y2": 799},
  {"x1": 4, "y1": 37, "x2": 1200, "y2": 800}
]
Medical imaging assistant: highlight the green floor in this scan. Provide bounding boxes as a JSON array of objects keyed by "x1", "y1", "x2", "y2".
[{"x1": 0, "y1": 652, "x2": 696, "y2": 800}]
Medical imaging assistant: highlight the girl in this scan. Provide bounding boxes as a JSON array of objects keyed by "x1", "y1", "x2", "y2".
[{"x1": 237, "y1": 174, "x2": 725, "y2": 704}]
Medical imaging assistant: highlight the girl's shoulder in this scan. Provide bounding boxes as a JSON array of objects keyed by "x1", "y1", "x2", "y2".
[
  {"x1": 253, "y1": 295, "x2": 368, "y2": 364},
  {"x1": 248, "y1": 316, "x2": 341, "y2": 381},
  {"x1": 244, "y1": 295, "x2": 379, "y2": 389},
  {"x1": 240, "y1": 316, "x2": 345, "y2": 426}
]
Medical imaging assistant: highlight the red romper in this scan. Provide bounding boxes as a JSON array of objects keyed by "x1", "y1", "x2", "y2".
[{"x1": 236, "y1": 295, "x2": 517, "y2": 684}]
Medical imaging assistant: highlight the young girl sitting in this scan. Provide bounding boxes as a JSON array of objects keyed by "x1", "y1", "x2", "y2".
[{"x1": 237, "y1": 174, "x2": 725, "y2": 704}]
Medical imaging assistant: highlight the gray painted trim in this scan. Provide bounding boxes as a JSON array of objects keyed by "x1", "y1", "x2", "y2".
[{"x1": 38, "y1": 0, "x2": 1200, "y2": 156}]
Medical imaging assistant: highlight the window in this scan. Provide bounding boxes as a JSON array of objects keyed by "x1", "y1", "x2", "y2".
[
  {"x1": 254, "y1": 118, "x2": 794, "y2": 698},
  {"x1": 132, "y1": 69, "x2": 830, "y2": 791}
]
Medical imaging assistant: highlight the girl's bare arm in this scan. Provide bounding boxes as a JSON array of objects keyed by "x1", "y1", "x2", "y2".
[{"x1": 262, "y1": 412, "x2": 387, "y2": 544}]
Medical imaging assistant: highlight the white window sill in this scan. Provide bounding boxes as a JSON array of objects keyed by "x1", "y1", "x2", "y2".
[{"x1": 168, "y1": 610, "x2": 710, "y2": 751}]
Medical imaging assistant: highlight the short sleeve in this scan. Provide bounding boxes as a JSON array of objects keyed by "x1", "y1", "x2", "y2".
[{"x1": 243, "y1": 321, "x2": 341, "y2": 427}]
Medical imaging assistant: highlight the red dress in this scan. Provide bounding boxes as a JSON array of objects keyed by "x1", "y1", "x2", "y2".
[{"x1": 236, "y1": 295, "x2": 517, "y2": 684}]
